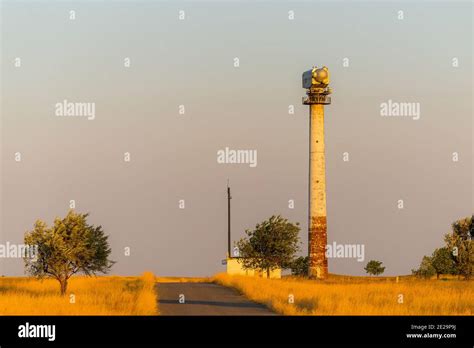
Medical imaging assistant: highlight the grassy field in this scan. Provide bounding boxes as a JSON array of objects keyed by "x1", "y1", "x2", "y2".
[
  {"x1": 0, "y1": 272, "x2": 157, "y2": 315},
  {"x1": 213, "y1": 273, "x2": 473, "y2": 315}
]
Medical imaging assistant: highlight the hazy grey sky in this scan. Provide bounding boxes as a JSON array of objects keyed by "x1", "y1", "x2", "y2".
[{"x1": 1, "y1": 0, "x2": 472, "y2": 276}]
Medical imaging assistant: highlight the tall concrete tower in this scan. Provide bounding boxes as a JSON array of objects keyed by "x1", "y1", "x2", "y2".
[{"x1": 302, "y1": 66, "x2": 332, "y2": 279}]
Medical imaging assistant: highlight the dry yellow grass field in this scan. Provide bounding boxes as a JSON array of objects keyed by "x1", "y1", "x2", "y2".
[
  {"x1": 0, "y1": 272, "x2": 158, "y2": 315},
  {"x1": 213, "y1": 273, "x2": 473, "y2": 315}
]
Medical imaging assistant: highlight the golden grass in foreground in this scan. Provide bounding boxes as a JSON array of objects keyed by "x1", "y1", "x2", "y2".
[
  {"x1": 213, "y1": 273, "x2": 473, "y2": 315},
  {"x1": 0, "y1": 272, "x2": 157, "y2": 315}
]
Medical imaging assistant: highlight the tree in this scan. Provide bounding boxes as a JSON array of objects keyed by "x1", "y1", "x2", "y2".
[
  {"x1": 430, "y1": 247, "x2": 456, "y2": 279},
  {"x1": 412, "y1": 256, "x2": 436, "y2": 279},
  {"x1": 236, "y1": 215, "x2": 300, "y2": 278},
  {"x1": 290, "y1": 256, "x2": 309, "y2": 276},
  {"x1": 364, "y1": 260, "x2": 385, "y2": 276},
  {"x1": 444, "y1": 215, "x2": 473, "y2": 280},
  {"x1": 24, "y1": 210, "x2": 114, "y2": 295}
]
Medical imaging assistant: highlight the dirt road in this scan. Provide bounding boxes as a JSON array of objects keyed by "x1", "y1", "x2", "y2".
[{"x1": 156, "y1": 282, "x2": 276, "y2": 315}]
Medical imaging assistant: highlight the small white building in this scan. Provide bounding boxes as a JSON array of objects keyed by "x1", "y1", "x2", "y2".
[{"x1": 225, "y1": 257, "x2": 281, "y2": 279}]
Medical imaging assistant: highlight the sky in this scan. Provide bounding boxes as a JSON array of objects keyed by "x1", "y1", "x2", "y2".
[{"x1": 0, "y1": 0, "x2": 472, "y2": 276}]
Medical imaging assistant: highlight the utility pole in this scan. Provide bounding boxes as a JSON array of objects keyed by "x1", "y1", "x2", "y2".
[
  {"x1": 302, "y1": 66, "x2": 332, "y2": 279},
  {"x1": 227, "y1": 180, "x2": 232, "y2": 258}
]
